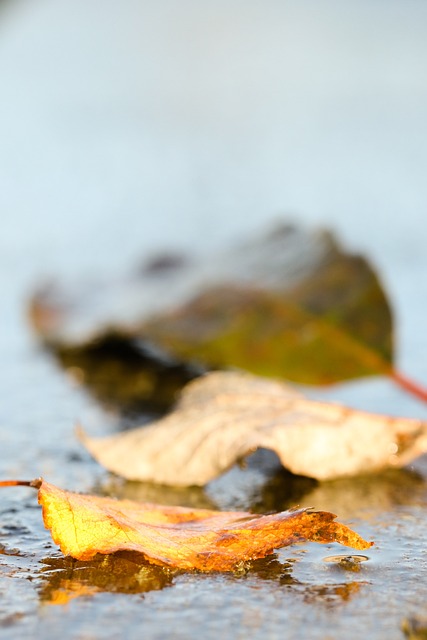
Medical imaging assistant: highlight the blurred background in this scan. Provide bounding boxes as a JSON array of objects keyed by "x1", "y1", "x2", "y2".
[{"x1": 1, "y1": 0, "x2": 427, "y2": 379}]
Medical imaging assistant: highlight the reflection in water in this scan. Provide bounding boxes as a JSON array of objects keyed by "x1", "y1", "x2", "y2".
[
  {"x1": 241, "y1": 555, "x2": 297, "y2": 582},
  {"x1": 300, "y1": 580, "x2": 366, "y2": 606},
  {"x1": 37, "y1": 551, "x2": 368, "y2": 610},
  {"x1": 55, "y1": 334, "x2": 201, "y2": 415},
  {"x1": 0, "y1": 544, "x2": 22, "y2": 557},
  {"x1": 91, "y1": 448, "x2": 427, "y2": 517},
  {"x1": 204, "y1": 447, "x2": 427, "y2": 516},
  {"x1": 248, "y1": 459, "x2": 427, "y2": 519},
  {"x1": 237, "y1": 556, "x2": 368, "y2": 608},
  {"x1": 38, "y1": 553, "x2": 175, "y2": 605}
]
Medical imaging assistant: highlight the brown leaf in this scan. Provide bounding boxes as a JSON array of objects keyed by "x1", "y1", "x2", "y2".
[
  {"x1": 33, "y1": 479, "x2": 372, "y2": 571},
  {"x1": 80, "y1": 371, "x2": 427, "y2": 485},
  {"x1": 29, "y1": 223, "x2": 400, "y2": 411}
]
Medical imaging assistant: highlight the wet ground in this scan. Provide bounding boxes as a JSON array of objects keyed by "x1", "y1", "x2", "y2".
[
  {"x1": 1, "y1": 1, "x2": 427, "y2": 638},
  {"x1": 1, "y1": 255, "x2": 427, "y2": 640}
]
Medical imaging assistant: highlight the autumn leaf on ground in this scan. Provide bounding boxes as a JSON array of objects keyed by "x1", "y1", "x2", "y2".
[
  {"x1": 0, "y1": 479, "x2": 372, "y2": 572},
  {"x1": 79, "y1": 371, "x2": 427, "y2": 486},
  {"x1": 29, "y1": 223, "x2": 427, "y2": 411}
]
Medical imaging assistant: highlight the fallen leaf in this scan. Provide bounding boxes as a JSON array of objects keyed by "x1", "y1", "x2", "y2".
[
  {"x1": 30, "y1": 222, "x2": 426, "y2": 412},
  {"x1": 0, "y1": 479, "x2": 372, "y2": 572},
  {"x1": 80, "y1": 371, "x2": 427, "y2": 485}
]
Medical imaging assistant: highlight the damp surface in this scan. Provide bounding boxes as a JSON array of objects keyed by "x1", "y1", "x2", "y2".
[{"x1": 1, "y1": 262, "x2": 427, "y2": 640}]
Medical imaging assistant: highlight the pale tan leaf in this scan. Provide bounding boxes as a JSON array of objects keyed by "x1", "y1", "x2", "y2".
[{"x1": 79, "y1": 371, "x2": 427, "y2": 486}]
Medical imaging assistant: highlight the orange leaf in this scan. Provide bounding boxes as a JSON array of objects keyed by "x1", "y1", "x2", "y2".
[{"x1": 29, "y1": 479, "x2": 372, "y2": 571}]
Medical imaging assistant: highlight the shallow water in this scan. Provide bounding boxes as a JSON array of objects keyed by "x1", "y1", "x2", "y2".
[{"x1": 1, "y1": 1, "x2": 427, "y2": 638}]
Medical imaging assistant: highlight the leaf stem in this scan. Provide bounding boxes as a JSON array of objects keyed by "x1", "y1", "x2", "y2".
[
  {"x1": 0, "y1": 478, "x2": 42, "y2": 489},
  {"x1": 392, "y1": 370, "x2": 427, "y2": 404}
]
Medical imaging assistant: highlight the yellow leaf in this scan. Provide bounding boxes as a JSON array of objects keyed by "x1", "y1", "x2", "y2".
[{"x1": 24, "y1": 479, "x2": 373, "y2": 572}]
